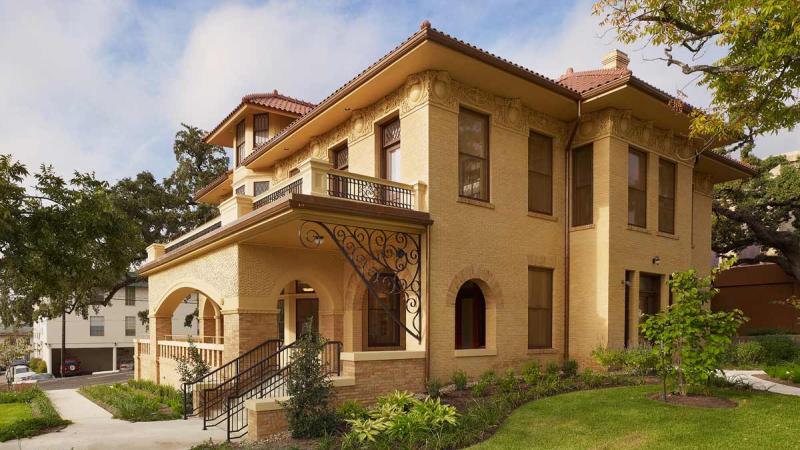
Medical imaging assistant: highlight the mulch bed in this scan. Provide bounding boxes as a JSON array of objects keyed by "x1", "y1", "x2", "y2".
[
  {"x1": 753, "y1": 373, "x2": 800, "y2": 389},
  {"x1": 647, "y1": 392, "x2": 737, "y2": 408}
]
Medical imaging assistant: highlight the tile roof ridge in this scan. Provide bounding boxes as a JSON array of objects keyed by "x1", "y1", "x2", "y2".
[{"x1": 242, "y1": 90, "x2": 316, "y2": 108}]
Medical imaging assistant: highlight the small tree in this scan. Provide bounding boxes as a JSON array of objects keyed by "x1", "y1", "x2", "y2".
[
  {"x1": 282, "y1": 319, "x2": 337, "y2": 438},
  {"x1": 176, "y1": 339, "x2": 210, "y2": 383},
  {"x1": 640, "y1": 259, "x2": 746, "y2": 397},
  {"x1": 0, "y1": 337, "x2": 32, "y2": 368}
]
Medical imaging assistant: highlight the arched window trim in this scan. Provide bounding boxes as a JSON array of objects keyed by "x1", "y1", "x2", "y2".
[{"x1": 455, "y1": 281, "x2": 487, "y2": 350}]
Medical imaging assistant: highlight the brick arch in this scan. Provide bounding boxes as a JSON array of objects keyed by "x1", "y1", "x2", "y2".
[{"x1": 446, "y1": 265, "x2": 504, "y2": 309}]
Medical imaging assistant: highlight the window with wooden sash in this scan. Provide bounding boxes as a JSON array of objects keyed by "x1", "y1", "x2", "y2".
[
  {"x1": 628, "y1": 149, "x2": 648, "y2": 228},
  {"x1": 125, "y1": 316, "x2": 136, "y2": 337},
  {"x1": 455, "y1": 281, "x2": 486, "y2": 349},
  {"x1": 528, "y1": 267, "x2": 553, "y2": 349},
  {"x1": 125, "y1": 286, "x2": 136, "y2": 306},
  {"x1": 253, "y1": 181, "x2": 270, "y2": 196},
  {"x1": 235, "y1": 119, "x2": 246, "y2": 166},
  {"x1": 333, "y1": 144, "x2": 348, "y2": 170},
  {"x1": 89, "y1": 316, "x2": 104, "y2": 337},
  {"x1": 458, "y1": 108, "x2": 489, "y2": 201},
  {"x1": 528, "y1": 132, "x2": 553, "y2": 214},
  {"x1": 571, "y1": 145, "x2": 593, "y2": 226},
  {"x1": 381, "y1": 119, "x2": 401, "y2": 181},
  {"x1": 235, "y1": 185, "x2": 245, "y2": 196},
  {"x1": 365, "y1": 274, "x2": 404, "y2": 350},
  {"x1": 659, "y1": 159, "x2": 676, "y2": 234},
  {"x1": 253, "y1": 114, "x2": 269, "y2": 147},
  {"x1": 639, "y1": 273, "x2": 662, "y2": 317}
]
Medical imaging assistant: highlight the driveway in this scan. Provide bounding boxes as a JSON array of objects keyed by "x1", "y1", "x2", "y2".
[
  {"x1": 36, "y1": 371, "x2": 133, "y2": 390},
  {"x1": 0, "y1": 388, "x2": 227, "y2": 450}
]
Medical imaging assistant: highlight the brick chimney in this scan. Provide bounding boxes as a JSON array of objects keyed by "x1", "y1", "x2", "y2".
[{"x1": 602, "y1": 50, "x2": 630, "y2": 70}]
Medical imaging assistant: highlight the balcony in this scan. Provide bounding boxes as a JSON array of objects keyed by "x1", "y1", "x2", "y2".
[{"x1": 149, "y1": 159, "x2": 427, "y2": 257}]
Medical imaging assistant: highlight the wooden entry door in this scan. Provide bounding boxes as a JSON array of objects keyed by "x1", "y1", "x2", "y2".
[{"x1": 295, "y1": 298, "x2": 319, "y2": 336}]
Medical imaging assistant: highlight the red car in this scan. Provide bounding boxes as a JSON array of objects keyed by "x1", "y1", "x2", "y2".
[{"x1": 60, "y1": 358, "x2": 81, "y2": 377}]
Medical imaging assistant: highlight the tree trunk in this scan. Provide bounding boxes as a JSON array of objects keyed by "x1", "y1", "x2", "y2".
[{"x1": 60, "y1": 309, "x2": 66, "y2": 378}]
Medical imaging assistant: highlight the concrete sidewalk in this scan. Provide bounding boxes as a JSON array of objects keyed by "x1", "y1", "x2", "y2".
[
  {"x1": 723, "y1": 369, "x2": 800, "y2": 396},
  {"x1": 0, "y1": 388, "x2": 227, "y2": 450}
]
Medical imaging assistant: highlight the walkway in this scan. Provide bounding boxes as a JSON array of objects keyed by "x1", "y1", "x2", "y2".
[
  {"x1": 0, "y1": 388, "x2": 227, "y2": 450},
  {"x1": 723, "y1": 369, "x2": 800, "y2": 396}
]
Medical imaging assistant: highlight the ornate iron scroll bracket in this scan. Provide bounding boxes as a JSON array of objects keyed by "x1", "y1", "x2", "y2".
[{"x1": 299, "y1": 220, "x2": 422, "y2": 343}]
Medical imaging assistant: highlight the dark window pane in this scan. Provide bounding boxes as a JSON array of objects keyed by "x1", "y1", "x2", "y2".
[
  {"x1": 528, "y1": 132, "x2": 553, "y2": 214},
  {"x1": 235, "y1": 185, "x2": 245, "y2": 196},
  {"x1": 253, "y1": 181, "x2": 270, "y2": 196},
  {"x1": 571, "y1": 145, "x2": 593, "y2": 226},
  {"x1": 528, "y1": 267, "x2": 553, "y2": 348},
  {"x1": 367, "y1": 274, "x2": 402, "y2": 348},
  {"x1": 659, "y1": 159, "x2": 676, "y2": 234},
  {"x1": 333, "y1": 145, "x2": 348, "y2": 170},
  {"x1": 628, "y1": 149, "x2": 647, "y2": 227},
  {"x1": 235, "y1": 120, "x2": 246, "y2": 166},
  {"x1": 455, "y1": 281, "x2": 486, "y2": 349}
]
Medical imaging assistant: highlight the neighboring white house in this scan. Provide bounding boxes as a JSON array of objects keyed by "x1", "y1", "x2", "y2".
[{"x1": 32, "y1": 280, "x2": 198, "y2": 375}]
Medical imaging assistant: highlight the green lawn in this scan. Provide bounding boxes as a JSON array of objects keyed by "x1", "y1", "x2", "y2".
[
  {"x1": 0, "y1": 403, "x2": 32, "y2": 426},
  {"x1": 472, "y1": 385, "x2": 800, "y2": 450}
]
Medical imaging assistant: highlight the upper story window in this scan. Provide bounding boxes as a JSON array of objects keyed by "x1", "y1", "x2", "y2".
[
  {"x1": 381, "y1": 119, "x2": 401, "y2": 181},
  {"x1": 254, "y1": 181, "x2": 270, "y2": 196},
  {"x1": 125, "y1": 316, "x2": 136, "y2": 337},
  {"x1": 458, "y1": 107, "x2": 490, "y2": 201},
  {"x1": 235, "y1": 185, "x2": 245, "y2": 196},
  {"x1": 528, "y1": 132, "x2": 553, "y2": 214},
  {"x1": 125, "y1": 286, "x2": 136, "y2": 306},
  {"x1": 89, "y1": 316, "x2": 104, "y2": 337},
  {"x1": 333, "y1": 144, "x2": 349, "y2": 171},
  {"x1": 571, "y1": 145, "x2": 593, "y2": 226},
  {"x1": 235, "y1": 120, "x2": 246, "y2": 167},
  {"x1": 628, "y1": 149, "x2": 648, "y2": 228},
  {"x1": 253, "y1": 114, "x2": 269, "y2": 147},
  {"x1": 289, "y1": 168, "x2": 300, "y2": 177},
  {"x1": 659, "y1": 159, "x2": 676, "y2": 234}
]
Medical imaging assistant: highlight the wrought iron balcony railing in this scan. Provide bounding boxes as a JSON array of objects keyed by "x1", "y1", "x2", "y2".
[{"x1": 327, "y1": 172, "x2": 414, "y2": 209}]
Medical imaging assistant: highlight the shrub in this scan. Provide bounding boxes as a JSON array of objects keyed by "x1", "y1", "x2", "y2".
[
  {"x1": 281, "y1": 320, "x2": 338, "y2": 438},
  {"x1": 338, "y1": 400, "x2": 368, "y2": 421},
  {"x1": 746, "y1": 328, "x2": 795, "y2": 336},
  {"x1": 765, "y1": 363, "x2": 800, "y2": 383},
  {"x1": 28, "y1": 358, "x2": 47, "y2": 374},
  {"x1": 521, "y1": 361, "x2": 542, "y2": 385},
  {"x1": 497, "y1": 368, "x2": 517, "y2": 394},
  {"x1": 545, "y1": 362, "x2": 560, "y2": 376},
  {"x1": 426, "y1": 378, "x2": 443, "y2": 398},
  {"x1": 451, "y1": 370, "x2": 468, "y2": 391},
  {"x1": 79, "y1": 382, "x2": 183, "y2": 421},
  {"x1": 623, "y1": 346, "x2": 658, "y2": 376},
  {"x1": 479, "y1": 370, "x2": 496, "y2": 384},
  {"x1": 471, "y1": 378, "x2": 490, "y2": 397},
  {"x1": 731, "y1": 341, "x2": 766, "y2": 366},
  {"x1": 580, "y1": 368, "x2": 602, "y2": 388},
  {"x1": 591, "y1": 346, "x2": 626, "y2": 371},
  {"x1": 755, "y1": 335, "x2": 798, "y2": 364},
  {"x1": 561, "y1": 359, "x2": 579, "y2": 378}
]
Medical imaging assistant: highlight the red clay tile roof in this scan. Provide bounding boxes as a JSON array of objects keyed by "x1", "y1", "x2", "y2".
[
  {"x1": 557, "y1": 68, "x2": 631, "y2": 94},
  {"x1": 242, "y1": 90, "x2": 316, "y2": 116}
]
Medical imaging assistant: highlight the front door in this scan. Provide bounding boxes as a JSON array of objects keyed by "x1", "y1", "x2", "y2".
[{"x1": 295, "y1": 298, "x2": 319, "y2": 336}]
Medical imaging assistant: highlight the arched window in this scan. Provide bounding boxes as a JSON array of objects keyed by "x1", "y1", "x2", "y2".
[
  {"x1": 364, "y1": 273, "x2": 404, "y2": 350},
  {"x1": 455, "y1": 281, "x2": 486, "y2": 349}
]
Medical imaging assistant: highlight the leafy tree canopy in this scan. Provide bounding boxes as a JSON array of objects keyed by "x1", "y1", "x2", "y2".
[{"x1": 594, "y1": 0, "x2": 800, "y2": 146}]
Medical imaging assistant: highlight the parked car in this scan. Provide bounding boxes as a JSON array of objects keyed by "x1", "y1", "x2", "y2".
[
  {"x1": 5, "y1": 364, "x2": 45, "y2": 384},
  {"x1": 118, "y1": 359, "x2": 134, "y2": 371},
  {"x1": 59, "y1": 358, "x2": 81, "y2": 377}
]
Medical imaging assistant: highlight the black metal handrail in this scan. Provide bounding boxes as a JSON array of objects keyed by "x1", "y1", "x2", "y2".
[
  {"x1": 181, "y1": 338, "x2": 283, "y2": 419},
  {"x1": 213, "y1": 339, "x2": 343, "y2": 440},
  {"x1": 253, "y1": 179, "x2": 303, "y2": 209},
  {"x1": 327, "y1": 173, "x2": 414, "y2": 209},
  {"x1": 166, "y1": 221, "x2": 222, "y2": 253}
]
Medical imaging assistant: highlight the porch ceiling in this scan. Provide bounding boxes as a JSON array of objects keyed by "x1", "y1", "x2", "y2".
[{"x1": 139, "y1": 194, "x2": 430, "y2": 276}]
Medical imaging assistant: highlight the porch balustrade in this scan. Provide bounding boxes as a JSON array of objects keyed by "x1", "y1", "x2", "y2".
[{"x1": 156, "y1": 340, "x2": 224, "y2": 368}]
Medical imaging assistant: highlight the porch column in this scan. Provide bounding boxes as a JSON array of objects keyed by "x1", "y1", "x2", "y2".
[
  {"x1": 112, "y1": 345, "x2": 118, "y2": 371},
  {"x1": 149, "y1": 315, "x2": 171, "y2": 384},
  {"x1": 214, "y1": 313, "x2": 224, "y2": 344},
  {"x1": 222, "y1": 309, "x2": 280, "y2": 362}
]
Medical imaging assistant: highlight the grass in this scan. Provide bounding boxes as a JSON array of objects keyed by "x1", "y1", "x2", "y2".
[
  {"x1": 0, "y1": 403, "x2": 32, "y2": 426},
  {"x1": 0, "y1": 388, "x2": 70, "y2": 442},
  {"x1": 471, "y1": 385, "x2": 800, "y2": 450},
  {"x1": 79, "y1": 380, "x2": 183, "y2": 422}
]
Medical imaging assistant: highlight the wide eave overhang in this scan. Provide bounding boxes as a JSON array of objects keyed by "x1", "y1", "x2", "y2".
[{"x1": 138, "y1": 195, "x2": 432, "y2": 276}]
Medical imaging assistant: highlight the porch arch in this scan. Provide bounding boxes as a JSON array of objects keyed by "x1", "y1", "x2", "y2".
[{"x1": 153, "y1": 278, "x2": 224, "y2": 318}]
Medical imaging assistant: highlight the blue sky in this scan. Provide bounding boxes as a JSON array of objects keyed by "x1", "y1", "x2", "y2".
[{"x1": 1, "y1": 0, "x2": 796, "y2": 182}]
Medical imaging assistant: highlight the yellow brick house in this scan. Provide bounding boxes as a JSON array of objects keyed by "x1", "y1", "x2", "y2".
[{"x1": 135, "y1": 22, "x2": 754, "y2": 439}]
